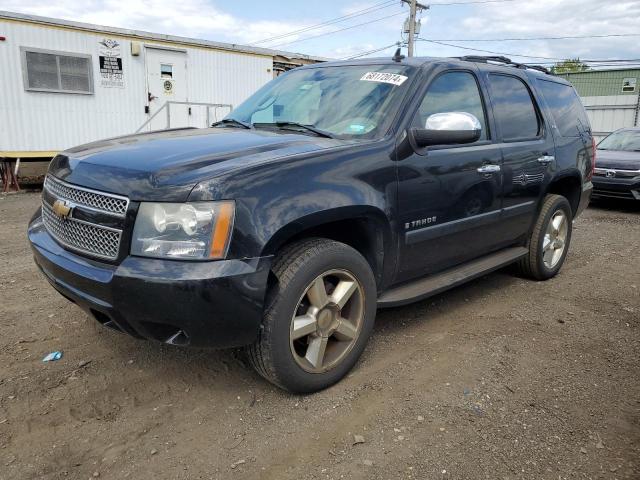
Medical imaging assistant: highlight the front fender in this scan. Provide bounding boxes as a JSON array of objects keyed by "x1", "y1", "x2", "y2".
[
  {"x1": 261, "y1": 204, "x2": 392, "y2": 254},
  {"x1": 187, "y1": 139, "x2": 398, "y2": 264}
]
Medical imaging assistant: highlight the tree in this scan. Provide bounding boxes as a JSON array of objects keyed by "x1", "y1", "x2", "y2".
[{"x1": 551, "y1": 58, "x2": 590, "y2": 74}]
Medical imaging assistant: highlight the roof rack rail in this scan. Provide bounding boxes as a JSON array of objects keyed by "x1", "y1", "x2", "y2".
[
  {"x1": 457, "y1": 55, "x2": 551, "y2": 75},
  {"x1": 525, "y1": 64, "x2": 551, "y2": 74},
  {"x1": 459, "y1": 55, "x2": 512, "y2": 64}
]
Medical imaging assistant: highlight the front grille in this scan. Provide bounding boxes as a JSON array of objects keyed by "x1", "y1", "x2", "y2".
[
  {"x1": 42, "y1": 175, "x2": 128, "y2": 260},
  {"x1": 593, "y1": 168, "x2": 640, "y2": 179},
  {"x1": 42, "y1": 202, "x2": 122, "y2": 260},
  {"x1": 44, "y1": 175, "x2": 129, "y2": 216}
]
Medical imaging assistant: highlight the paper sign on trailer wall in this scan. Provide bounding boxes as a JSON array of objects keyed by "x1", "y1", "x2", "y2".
[{"x1": 98, "y1": 39, "x2": 124, "y2": 88}]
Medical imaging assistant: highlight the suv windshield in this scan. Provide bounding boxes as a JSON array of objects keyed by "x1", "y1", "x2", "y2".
[
  {"x1": 598, "y1": 129, "x2": 640, "y2": 152},
  {"x1": 224, "y1": 65, "x2": 414, "y2": 139}
]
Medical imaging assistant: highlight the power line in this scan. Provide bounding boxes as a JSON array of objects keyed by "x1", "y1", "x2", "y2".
[
  {"x1": 341, "y1": 43, "x2": 401, "y2": 60},
  {"x1": 269, "y1": 11, "x2": 406, "y2": 48},
  {"x1": 430, "y1": 0, "x2": 517, "y2": 4},
  {"x1": 418, "y1": 39, "x2": 640, "y2": 65},
  {"x1": 525, "y1": 61, "x2": 640, "y2": 68},
  {"x1": 418, "y1": 38, "x2": 570, "y2": 60},
  {"x1": 424, "y1": 33, "x2": 640, "y2": 42},
  {"x1": 335, "y1": 37, "x2": 640, "y2": 65},
  {"x1": 534, "y1": 60, "x2": 640, "y2": 65},
  {"x1": 250, "y1": 0, "x2": 396, "y2": 46},
  {"x1": 253, "y1": 0, "x2": 520, "y2": 49},
  {"x1": 335, "y1": 39, "x2": 640, "y2": 64},
  {"x1": 401, "y1": 0, "x2": 515, "y2": 57}
]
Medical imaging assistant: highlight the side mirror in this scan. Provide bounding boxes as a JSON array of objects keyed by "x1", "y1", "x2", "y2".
[{"x1": 410, "y1": 112, "x2": 481, "y2": 148}]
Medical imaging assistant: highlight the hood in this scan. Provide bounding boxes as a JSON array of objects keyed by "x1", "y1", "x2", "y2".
[
  {"x1": 49, "y1": 128, "x2": 349, "y2": 202},
  {"x1": 596, "y1": 149, "x2": 640, "y2": 170}
]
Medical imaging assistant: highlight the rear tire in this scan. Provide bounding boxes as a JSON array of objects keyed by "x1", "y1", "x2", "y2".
[
  {"x1": 516, "y1": 194, "x2": 573, "y2": 280},
  {"x1": 246, "y1": 239, "x2": 377, "y2": 393}
]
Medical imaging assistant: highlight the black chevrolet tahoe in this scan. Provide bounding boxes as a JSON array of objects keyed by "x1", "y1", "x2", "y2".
[{"x1": 28, "y1": 55, "x2": 594, "y2": 393}]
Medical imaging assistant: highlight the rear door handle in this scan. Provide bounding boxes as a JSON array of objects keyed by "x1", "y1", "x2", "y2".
[
  {"x1": 477, "y1": 164, "x2": 501, "y2": 174},
  {"x1": 538, "y1": 155, "x2": 555, "y2": 165}
]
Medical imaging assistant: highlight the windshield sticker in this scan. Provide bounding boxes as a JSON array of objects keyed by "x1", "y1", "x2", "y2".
[{"x1": 360, "y1": 72, "x2": 408, "y2": 86}]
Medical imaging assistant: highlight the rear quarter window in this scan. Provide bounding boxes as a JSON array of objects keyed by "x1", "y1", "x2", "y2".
[
  {"x1": 488, "y1": 74, "x2": 541, "y2": 142},
  {"x1": 536, "y1": 79, "x2": 590, "y2": 137}
]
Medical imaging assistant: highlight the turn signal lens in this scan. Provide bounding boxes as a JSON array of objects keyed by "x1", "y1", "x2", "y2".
[{"x1": 209, "y1": 201, "x2": 235, "y2": 259}]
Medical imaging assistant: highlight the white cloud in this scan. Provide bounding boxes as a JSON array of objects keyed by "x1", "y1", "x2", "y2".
[
  {"x1": 0, "y1": 0, "x2": 309, "y2": 46},
  {"x1": 452, "y1": 0, "x2": 640, "y2": 63}
]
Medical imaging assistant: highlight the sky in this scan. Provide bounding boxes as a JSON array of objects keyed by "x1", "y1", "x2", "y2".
[{"x1": 1, "y1": 0, "x2": 639, "y2": 67}]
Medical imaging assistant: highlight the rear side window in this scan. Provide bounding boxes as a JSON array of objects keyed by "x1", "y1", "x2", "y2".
[
  {"x1": 416, "y1": 71, "x2": 488, "y2": 141},
  {"x1": 488, "y1": 74, "x2": 540, "y2": 141},
  {"x1": 536, "y1": 79, "x2": 590, "y2": 137}
]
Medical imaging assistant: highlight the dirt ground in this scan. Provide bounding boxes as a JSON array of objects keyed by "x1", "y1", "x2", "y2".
[{"x1": 0, "y1": 192, "x2": 638, "y2": 480}]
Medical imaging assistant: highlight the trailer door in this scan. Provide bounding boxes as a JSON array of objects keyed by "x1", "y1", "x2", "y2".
[{"x1": 145, "y1": 47, "x2": 189, "y2": 131}]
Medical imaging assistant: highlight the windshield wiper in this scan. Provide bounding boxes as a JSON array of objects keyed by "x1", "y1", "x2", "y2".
[
  {"x1": 211, "y1": 118, "x2": 253, "y2": 129},
  {"x1": 254, "y1": 121, "x2": 335, "y2": 139}
]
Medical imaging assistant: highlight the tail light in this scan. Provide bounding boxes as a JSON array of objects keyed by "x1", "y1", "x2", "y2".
[{"x1": 589, "y1": 136, "x2": 596, "y2": 180}]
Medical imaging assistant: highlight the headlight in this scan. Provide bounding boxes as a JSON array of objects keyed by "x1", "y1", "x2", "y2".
[{"x1": 131, "y1": 201, "x2": 235, "y2": 260}]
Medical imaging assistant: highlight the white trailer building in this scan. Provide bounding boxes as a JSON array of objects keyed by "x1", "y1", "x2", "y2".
[{"x1": 0, "y1": 11, "x2": 323, "y2": 164}]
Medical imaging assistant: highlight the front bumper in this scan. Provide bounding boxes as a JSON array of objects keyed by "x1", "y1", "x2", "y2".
[
  {"x1": 592, "y1": 175, "x2": 640, "y2": 201},
  {"x1": 28, "y1": 211, "x2": 272, "y2": 349}
]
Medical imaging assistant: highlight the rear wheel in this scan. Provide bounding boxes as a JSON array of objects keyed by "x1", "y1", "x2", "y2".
[
  {"x1": 246, "y1": 239, "x2": 377, "y2": 393},
  {"x1": 516, "y1": 194, "x2": 572, "y2": 280}
]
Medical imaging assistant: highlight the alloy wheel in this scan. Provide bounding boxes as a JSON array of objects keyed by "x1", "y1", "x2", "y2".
[
  {"x1": 542, "y1": 210, "x2": 568, "y2": 269},
  {"x1": 289, "y1": 269, "x2": 364, "y2": 373}
]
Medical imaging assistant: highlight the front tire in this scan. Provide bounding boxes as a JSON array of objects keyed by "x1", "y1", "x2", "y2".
[
  {"x1": 246, "y1": 239, "x2": 377, "y2": 393},
  {"x1": 516, "y1": 194, "x2": 573, "y2": 280}
]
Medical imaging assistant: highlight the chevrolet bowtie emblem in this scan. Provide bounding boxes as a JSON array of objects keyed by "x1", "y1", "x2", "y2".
[{"x1": 52, "y1": 199, "x2": 72, "y2": 219}]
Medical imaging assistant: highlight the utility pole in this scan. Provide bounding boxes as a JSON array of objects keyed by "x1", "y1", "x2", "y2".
[{"x1": 401, "y1": 0, "x2": 429, "y2": 57}]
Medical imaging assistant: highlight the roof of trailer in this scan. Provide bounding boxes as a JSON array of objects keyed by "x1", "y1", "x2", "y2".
[{"x1": 0, "y1": 10, "x2": 328, "y2": 62}]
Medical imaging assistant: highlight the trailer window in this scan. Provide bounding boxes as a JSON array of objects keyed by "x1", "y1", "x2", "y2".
[
  {"x1": 22, "y1": 48, "x2": 93, "y2": 94},
  {"x1": 161, "y1": 64, "x2": 173, "y2": 79}
]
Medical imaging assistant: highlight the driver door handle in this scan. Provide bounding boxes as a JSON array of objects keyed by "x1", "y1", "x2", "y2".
[
  {"x1": 538, "y1": 155, "x2": 555, "y2": 165},
  {"x1": 477, "y1": 164, "x2": 501, "y2": 174}
]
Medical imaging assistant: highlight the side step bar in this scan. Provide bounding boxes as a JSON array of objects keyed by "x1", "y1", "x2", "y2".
[{"x1": 377, "y1": 247, "x2": 528, "y2": 308}]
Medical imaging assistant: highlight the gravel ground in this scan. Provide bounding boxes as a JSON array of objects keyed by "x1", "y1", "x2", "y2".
[{"x1": 0, "y1": 192, "x2": 638, "y2": 480}]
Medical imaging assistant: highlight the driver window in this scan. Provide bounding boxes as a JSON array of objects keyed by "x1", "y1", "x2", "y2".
[{"x1": 415, "y1": 71, "x2": 488, "y2": 141}]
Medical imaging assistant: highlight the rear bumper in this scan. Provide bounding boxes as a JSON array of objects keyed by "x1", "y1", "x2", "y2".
[
  {"x1": 592, "y1": 176, "x2": 640, "y2": 201},
  {"x1": 576, "y1": 181, "x2": 593, "y2": 217},
  {"x1": 28, "y1": 211, "x2": 272, "y2": 349}
]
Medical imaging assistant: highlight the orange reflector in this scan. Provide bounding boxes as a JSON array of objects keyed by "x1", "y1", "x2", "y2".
[{"x1": 209, "y1": 201, "x2": 235, "y2": 259}]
